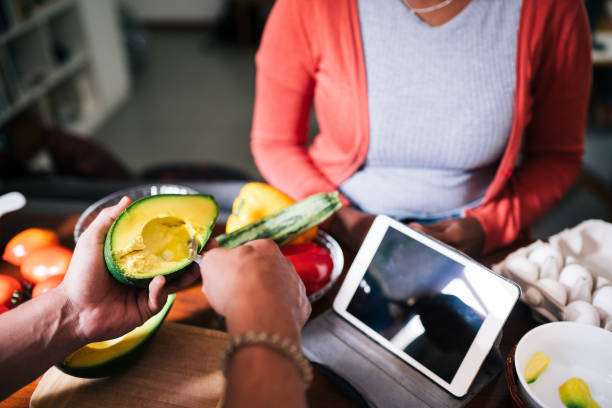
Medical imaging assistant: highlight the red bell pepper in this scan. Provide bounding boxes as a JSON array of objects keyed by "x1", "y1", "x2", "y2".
[
  {"x1": 281, "y1": 242, "x2": 333, "y2": 292},
  {"x1": 304, "y1": 279, "x2": 331, "y2": 295}
]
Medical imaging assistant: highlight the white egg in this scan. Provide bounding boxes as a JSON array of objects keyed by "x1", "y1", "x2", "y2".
[
  {"x1": 504, "y1": 257, "x2": 539, "y2": 283},
  {"x1": 568, "y1": 279, "x2": 592, "y2": 303},
  {"x1": 559, "y1": 264, "x2": 593, "y2": 293},
  {"x1": 528, "y1": 244, "x2": 563, "y2": 270},
  {"x1": 539, "y1": 257, "x2": 560, "y2": 280},
  {"x1": 604, "y1": 316, "x2": 612, "y2": 331},
  {"x1": 506, "y1": 247, "x2": 528, "y2": 261},
  {"x1": 563, "y1": 301, "x2": 600, "y2": 326},
  {"x1": 596, "y1": 276, "x2": 611, "y2": 290},
  {"x1": 592, "y1": 286, "x2": 612, "y2": 321},
  {"x1": 537, "y1": 278, "x2": 568, "y2": 306}
]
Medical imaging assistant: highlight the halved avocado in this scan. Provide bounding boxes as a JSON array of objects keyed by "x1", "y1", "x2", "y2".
[
  {"x1": 58, "y1": 294, "x2": 175, "y2": 378},
  {"x1": 104, "y1": 194, "x2": 218, "y2": 287}
]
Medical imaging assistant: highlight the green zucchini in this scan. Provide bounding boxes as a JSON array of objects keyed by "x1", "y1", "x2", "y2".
[{"x1": 216, "y1": 192, "x2": 342, "y2": 248}]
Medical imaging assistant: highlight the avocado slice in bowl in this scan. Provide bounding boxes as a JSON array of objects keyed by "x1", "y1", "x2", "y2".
[
  {"x1": 104, "y1": 194, "x2": 218, "y2": 287},
  {"x1": 58, "y1": 294, "x2": 176, "y2": 378}
]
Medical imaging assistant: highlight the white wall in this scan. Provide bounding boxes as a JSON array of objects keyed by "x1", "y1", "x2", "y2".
[{"x1": 123, "y1": 0, "x2": 226, "y2": 23}]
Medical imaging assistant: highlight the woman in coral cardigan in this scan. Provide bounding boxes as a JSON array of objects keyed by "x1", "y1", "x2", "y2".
[{"x1": 251, "y1": 0, "x2": 592, "y2": 256}]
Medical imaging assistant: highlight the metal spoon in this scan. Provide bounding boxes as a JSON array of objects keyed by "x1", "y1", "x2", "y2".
[{"x1": 188, "y1": 237, "x2": 203, "y2": 265}]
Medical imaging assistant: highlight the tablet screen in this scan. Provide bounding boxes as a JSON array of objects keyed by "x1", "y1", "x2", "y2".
[{"x1": 346, "y1": 226, "x2": 489, "y2": 383}]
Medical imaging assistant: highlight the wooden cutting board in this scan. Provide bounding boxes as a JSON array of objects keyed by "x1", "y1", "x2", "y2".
[{"x1": 30, "y1": 322, "x2": 228, "y2": 408}]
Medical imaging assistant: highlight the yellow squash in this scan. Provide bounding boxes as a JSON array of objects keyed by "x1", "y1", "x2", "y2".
[{"x1": 226, "y1": 183, "x2": 317, "y2": 244}]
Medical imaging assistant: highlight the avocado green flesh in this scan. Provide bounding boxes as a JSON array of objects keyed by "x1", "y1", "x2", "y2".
[
  {"x1": 104, "y1": 194, "x2": 218, "y2": 287},
  {"x1": 58, "y1": 294, "x2": 175, "y2": 378}
]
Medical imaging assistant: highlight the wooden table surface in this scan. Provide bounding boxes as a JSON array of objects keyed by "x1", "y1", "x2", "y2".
[{"x1": 0, "y1": 210, "x2": 537, "y2": 408}]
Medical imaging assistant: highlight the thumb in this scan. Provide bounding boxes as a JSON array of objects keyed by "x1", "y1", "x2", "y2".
[{"x1": 83, "y1": 196, "x2": 131, "y2": 245}]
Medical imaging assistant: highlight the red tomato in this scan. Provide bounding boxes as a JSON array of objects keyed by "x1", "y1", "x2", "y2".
[
  {"x1": 0, "y1": 274, "x2": 23, "y2": 308},
  {"x1": 281, "y1": 243, "x2": 333, "y2": 285},
  {"x1": 21, "y1": 246, "x2": 72, "y2": 284},
  {"x1": 2, "y1": 228, "x2": 59, "y2": 266},
  {"x1": 0, "y1": 305, "x2": 8, "y2": 314},
  {"x1": 32, "y1": 274, "x2": 65, "y2": 298}
]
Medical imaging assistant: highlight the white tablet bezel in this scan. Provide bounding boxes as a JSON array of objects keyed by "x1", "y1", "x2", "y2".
[{"x1": 333, "y1": 215, "x2": 520, "y2": 397}]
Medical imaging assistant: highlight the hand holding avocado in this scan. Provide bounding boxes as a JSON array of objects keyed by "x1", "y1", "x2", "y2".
[
  {"x1": 0, "y1": 197, "x2": 201, "y2": 399},
  {"x1": 57, "y1": 196, "x2": 201, "y2": 343}
]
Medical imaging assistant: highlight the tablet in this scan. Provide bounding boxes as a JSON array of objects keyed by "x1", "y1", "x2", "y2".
[{"x1": 333, "y1": 215, "x2": 520, "y2": 397}]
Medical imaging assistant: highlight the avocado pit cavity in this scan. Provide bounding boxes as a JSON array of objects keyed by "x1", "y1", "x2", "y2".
[{"x1": 117, "y1": 216, "x2": 194, "y2": 276}]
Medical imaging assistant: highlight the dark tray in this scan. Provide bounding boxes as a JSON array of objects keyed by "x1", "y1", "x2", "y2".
[{"x1": 505, "y1": 345, "x2": 536, "y2": 408}]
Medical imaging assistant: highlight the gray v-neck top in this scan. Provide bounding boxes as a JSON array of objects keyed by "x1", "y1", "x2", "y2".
[{"x1": 340, "y1": 0, "x2": 522, "y2": 219}]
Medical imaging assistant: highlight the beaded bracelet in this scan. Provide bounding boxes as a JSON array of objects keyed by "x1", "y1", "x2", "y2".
[{"x1": 220, "y1": 331, "x2": 314, "y2": 388}]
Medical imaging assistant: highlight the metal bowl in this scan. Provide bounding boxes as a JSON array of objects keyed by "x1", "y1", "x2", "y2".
[
  {"x1": 308, "y1": 231, "x2": 344, "y2": 303},
  {"x1": 73, "y1": 184, "x2": 198, "y2": 243}
]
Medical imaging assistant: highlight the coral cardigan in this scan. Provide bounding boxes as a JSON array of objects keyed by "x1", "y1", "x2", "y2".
[{"x1": 251, "y1": 0, "x2": 592, "y2": 253}]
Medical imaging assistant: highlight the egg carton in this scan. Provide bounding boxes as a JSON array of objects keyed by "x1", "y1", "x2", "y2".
[{"x1": 492, "y1": 219, "x2": 612, "y2": 331}]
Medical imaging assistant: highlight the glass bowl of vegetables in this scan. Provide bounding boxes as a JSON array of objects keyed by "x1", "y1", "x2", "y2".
[
  {"x1": 280, "y1": 231, "x2": 344, "y2": 303},
  {"x1": 74, "y1": 184, "x2": 198, "y2": 243}
]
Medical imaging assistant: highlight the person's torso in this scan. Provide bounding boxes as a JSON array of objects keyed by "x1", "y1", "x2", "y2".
[{"x1": 339, "y1": 0, "x2": 522, "y2": 218}]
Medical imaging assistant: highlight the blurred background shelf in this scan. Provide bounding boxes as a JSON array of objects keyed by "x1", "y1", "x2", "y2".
[
  {"x1": 0, "y1": 0, "x2": 130, "y2": 137},
  {"x1": 0, "y1": 51, "x2": 87, "y2": 125},
  {"x1": 0, "y1": 0, "x2": 75, "y2": 46}
]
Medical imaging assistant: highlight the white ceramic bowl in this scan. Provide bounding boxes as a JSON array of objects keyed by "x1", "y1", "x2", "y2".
[{"x1": 515, "y1": 322, "x2": 612, "y2": 408}]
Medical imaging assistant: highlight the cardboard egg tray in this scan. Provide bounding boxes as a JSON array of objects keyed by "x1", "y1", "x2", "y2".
[{"x1": 492, "y1": 220, "x2": 612, "y2": 331}]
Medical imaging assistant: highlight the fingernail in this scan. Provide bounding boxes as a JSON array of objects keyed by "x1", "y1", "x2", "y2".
[{"x1": 201, "y1": 285, "x2": 206, "y2": 295}]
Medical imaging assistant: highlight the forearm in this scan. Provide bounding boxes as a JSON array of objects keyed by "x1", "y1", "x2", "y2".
[
  {"x1": 0, "y1": 289, "x2": 84, "y2": 400},
  {"x1": 466, "y1": 152, "x2": 581, "y2": 252},
  {"x1": 251, "y1": 138, "x2": 339, "y2": 201},
  {"x1": 221, "y1": 294, "x2": 308, "y2": 408},
  {"x1": 224, "y1": 347, "x2": 307, "y2": 408}
]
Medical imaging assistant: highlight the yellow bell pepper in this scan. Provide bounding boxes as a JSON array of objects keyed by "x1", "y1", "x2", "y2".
[{"x1": 226, "y1": 183, "x2": 318, "y2": 245}]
